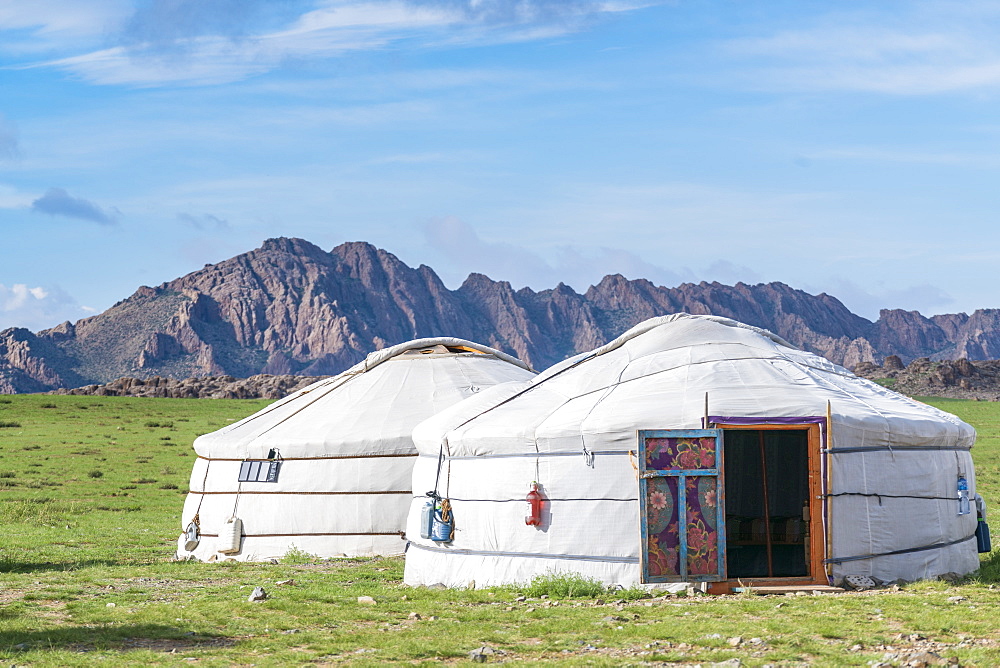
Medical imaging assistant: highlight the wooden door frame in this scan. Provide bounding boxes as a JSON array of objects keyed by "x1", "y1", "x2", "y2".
[{"x1": 707, "y1": 421, "x2": 827, "y2": 593}]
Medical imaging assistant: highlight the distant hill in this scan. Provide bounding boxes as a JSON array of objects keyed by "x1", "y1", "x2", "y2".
[{"x1": 3, "y1": 237, "x2": 999, "y2": 393}]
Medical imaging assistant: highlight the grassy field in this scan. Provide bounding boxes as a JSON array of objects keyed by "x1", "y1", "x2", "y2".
[{"x1": 0, "y1": 394, "x2": 998, "y2": 665}]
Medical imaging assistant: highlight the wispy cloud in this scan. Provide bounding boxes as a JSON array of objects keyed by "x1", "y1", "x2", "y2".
[
  {"x1": 0, "y1": 282, "x2": 88, "y2": 331},
  {"x1": 422, "y1": 215, "x2": 692, "y2": 292},
  {"x1": 177, "y1": 211, "x2": 230, "y2": 231},
  {"x1": 719, "y1": 3, "x2": 1000, "y2": 95},
  {"x1": 31, "y1": 187, "x2": 119, "y2": 225},
  {"x1": 0, "y1": 0, "x2": 132, "y2": 56},
  {"x1": 812, "y1": 277, "x2": 957, "y2": 320},
  {"x1": 808, "y1": 147, "x2": 1000, "y2": 168},
  {"x1": 20, "y1": 0, "x2": 648, "y2": 86}
]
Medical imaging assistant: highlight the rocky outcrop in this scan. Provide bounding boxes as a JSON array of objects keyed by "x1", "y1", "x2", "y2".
[
  {"x1": 49, "y1": 374, "x2": 323, "y2": 399},
  {"x1": 4, "y1": 236, "x2": 1000, "y2": 394},
  {"x1": 853, "y1": 357, "x2": 1000, "y2": 401}
]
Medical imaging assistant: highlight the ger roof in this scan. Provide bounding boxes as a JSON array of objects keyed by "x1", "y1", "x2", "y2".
[
  {"x1": 192, "y1": 337, "x2": 535, "y2": 459},
  {"x1": 412, "y1": 314, "x2": 975, "y2": 457}
]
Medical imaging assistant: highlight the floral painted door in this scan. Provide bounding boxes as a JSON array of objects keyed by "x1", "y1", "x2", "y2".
[{"x1": 638, "y1": 429, "x2": 726, "y2": 582}]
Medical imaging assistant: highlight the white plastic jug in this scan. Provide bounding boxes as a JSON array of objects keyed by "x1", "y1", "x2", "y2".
[
  {"x1": 183, "y1": 521, "x2": 200, "y2": 552},
  {"x1": 218, "y1": 516, "x2": 243, "y2": 554}
]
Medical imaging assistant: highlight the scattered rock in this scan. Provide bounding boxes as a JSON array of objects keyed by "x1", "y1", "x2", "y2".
[
  {"x1": 902, "y1": 650, "x2": 945, "y2": 666},
  {"x1": 727, "y1": 636, "x2": 742, "y2": 646},
  {"x1": 408, "y1": 612, "x2": 421, "y2": 620},
  {"x1": 468, "y1": 645, "x2": 496, "y2": 663},
  {"x1": 947, "y1": 596, "x2": 967, "y2": 604},
  {"x1": 844, "y1": 575, "x2": 877, "y2": 591},
  {"x1": 247, "y1": 587, "x2": 268, "y2": 602},
  {"x1": 357, "y1": 596, "x2": 377, "y2": 605},
  {"x1": 106, "y1": 602, "x2": 116, "y2": 608},
  {"x1": 275, "y1": 579, "x2": 295, "y2": 586}
]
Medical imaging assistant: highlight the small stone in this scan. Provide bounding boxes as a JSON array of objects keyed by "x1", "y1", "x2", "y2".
[
  {"x1": 504, "y1": 606, "x2": 514, "y2": 611},
  {"x1": 705, "y1": 633, "x2": 723, "y2": 639},
  {"x1": 468, "y1": 645, "x2": 496, "y2": 662},
  {"x1": 844, "y1": 575, "x2": 877, "y2": 591},
  {"x1": 106, "y1": 602, "x2": 116, "y2": 608},
  {"x1": 282, "y1": 629, "x2": 300, "y2": 634},
  {"x1": 526, "y1": 608, "x2": 535, "y2": 613},
  {"x1": 408, "y1": 612, "x2": 421, "y2": 620},
  {"x1": 711, "y1": 659, "x2": 742, "y2": 667},
  {"x1": 849, "y1": 644, "x2": 862, "y2": 652},
  {"x1": 427, "y1": 583, "x2": 447, "y2": 590},
  {"x1": 428, "y1": 615, "x2": 439, "y2": 620},
  {"x1": 905, "y1": 650, "x2": 943, "y2": 666},
  {"x1": 749, "y1": 637, "x2": 764, "y2": 645},
  {"x1": 594, "y1": 598, "x2": 605, "y2": 605},
  {"x1": 947, "y1": 596, "x2": 967, "y2": 603},
  {"x1": 357, "y1": 596, "x2": 377, "y2": 605},
  {"x1": 728, "y1": 636, "x2": 742, "y2": 646},
  {"x1": 515, "y1": 596, "x2": 526, "y2": 602},
  {"x1": 275, "y1": 579, "x2": 295, "y2": 586},
  {"x1": 401, "y1": 594, "x2": 408, "y2": 601},
  {"x1": 247, "y1": 587, "x2": 268, "y2": 602}
]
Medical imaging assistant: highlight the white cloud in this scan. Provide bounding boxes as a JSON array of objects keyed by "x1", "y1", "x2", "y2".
[
  {"x1": 0, "y1": 0, "x2": 131, "y2": 55},
  {"x1": 16, "y1": 0, "x2": 646, "y2": 87},
  {"x1": 422, "y1": 215, "x2": 692, "y2": 292},
  {"x1": 805, "y1": 277, "x2": 958, "y2": 321},
  {"x1": 0, "y1": 282, "x2": 88, "y2": 331},
  {"x1": 0, "y1": 184, "x2": 34, "y2": 209},
  {"x1": 718, "y1": 3, "x2": 1000, "y2": 95}
]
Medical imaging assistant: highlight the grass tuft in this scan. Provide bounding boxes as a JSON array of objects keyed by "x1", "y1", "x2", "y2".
[
  {"x1": 523, "y1": 570, "x2": 608, "y2": 598},
  {"x1": 281, "y1": 545, "x2": 319, "y2": 564},
  {"x1": 0, "y1": 420, "x2": 22, "y2": 428}
]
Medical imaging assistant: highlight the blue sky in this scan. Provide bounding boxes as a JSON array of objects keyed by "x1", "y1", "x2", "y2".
[{"x1": 2, "y1": 0, "x2": 999, "y2": 331}]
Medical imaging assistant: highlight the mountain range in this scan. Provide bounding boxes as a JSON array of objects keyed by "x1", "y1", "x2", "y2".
[{"x1": 2, "y1": 237, "x2": 999, "y2": 394}]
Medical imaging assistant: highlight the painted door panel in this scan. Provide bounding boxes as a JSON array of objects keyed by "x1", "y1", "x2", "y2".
[{"x1": 638, "y1": 429, "x2": 726, "y2": 583}]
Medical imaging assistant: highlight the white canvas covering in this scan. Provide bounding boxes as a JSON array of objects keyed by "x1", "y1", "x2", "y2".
[
  {"x1": 404, "y1": 314, "x2": 980, "y2": 588},
  {"x1": 177, "y1": 338, "x2": 534, "y2": 561}
]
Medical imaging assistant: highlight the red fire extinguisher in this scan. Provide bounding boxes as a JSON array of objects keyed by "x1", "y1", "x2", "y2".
[{"x1": 525, "y1": 482, "x2": 544, "y2": 526}]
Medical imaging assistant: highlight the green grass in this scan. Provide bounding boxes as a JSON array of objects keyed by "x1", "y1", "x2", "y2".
[{"x1": 0, "y1": 394, "x2": 998, "y2": 664}]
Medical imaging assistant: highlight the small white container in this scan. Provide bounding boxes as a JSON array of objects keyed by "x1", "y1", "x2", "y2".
[
  {"x1": 218, "y1": 516, "x2": 243, "y2": 554},
  {"x1": 183, "y1": 521, "x2": 200, "y2": 552}
]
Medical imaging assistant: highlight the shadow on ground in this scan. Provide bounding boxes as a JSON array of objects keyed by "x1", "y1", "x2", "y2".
[{"x1": 0, "y1": 624, "x2": 234, "y2": 655}]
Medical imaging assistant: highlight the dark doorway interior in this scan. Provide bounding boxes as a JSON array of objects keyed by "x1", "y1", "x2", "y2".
[{"x1": 724, "y1": 429, "x2": 810, "y2": 578}]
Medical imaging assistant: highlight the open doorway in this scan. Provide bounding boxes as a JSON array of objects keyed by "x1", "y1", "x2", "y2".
[
  {"x1": 724, "y1": 429, "x2": 808, "y2": 577},
  {"x1": 722, "y1": 426, "x2": 824, "y2": 582}
]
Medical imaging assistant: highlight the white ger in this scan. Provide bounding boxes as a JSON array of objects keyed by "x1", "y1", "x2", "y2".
[
  {"x1": 177, "y1": 338, "x2": 534, "y2": 562},
  {"x1": 404, "y1": 314, "x2": 981, "y2": 591}
]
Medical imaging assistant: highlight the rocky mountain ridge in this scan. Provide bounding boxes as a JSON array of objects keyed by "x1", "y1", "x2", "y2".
[{"x1": 2, "y1": 237, "x2": 999, "y2": 393}]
